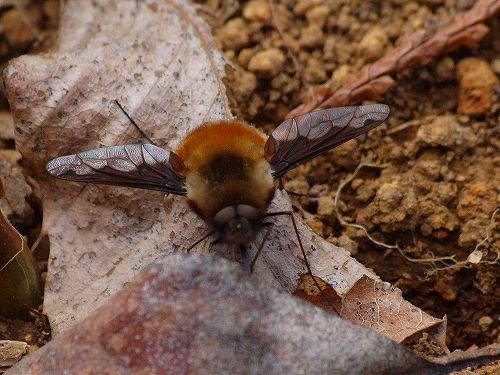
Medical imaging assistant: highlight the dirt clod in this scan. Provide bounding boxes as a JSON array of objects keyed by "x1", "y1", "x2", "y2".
[
  {"x1": 299, "y1": 25, "x2": 324, "y2": 49},
  {"x1": 337, "y1": 234, "x2": 358, "y2": 256},
  {"x1": 478, "y1": 316, "x2": 493, "y2": 331},
  {"x1": 317, "y1": 195, "x2": 335, "y2": 218},
  {"x1": 217, "y1": 18, "x2": 250, "y2": 50},
  {"x1": 242, "y1": 1, "x2": 271, "y2": 23},
  {"x1": 0, "y1": 156, "x2": 34, "y2": 227},
  {"x1": 416, "y1": 115, "x2": 478, "y2": 152},
  {"x1": 248, "y1": 48, "x2": 286, "y2": 78},
  {"x1": 456, "y1": 57, "x2": 499, "y2": 115},
  {"x1": 356, "y1": 26, "x2": 389, "y2": 63}
]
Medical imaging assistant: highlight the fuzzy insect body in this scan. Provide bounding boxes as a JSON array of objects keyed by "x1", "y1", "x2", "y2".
[
  {"x1": 46, "y1": 104, "x2": 390, "y2": 249},
  {"x1": 176, "y1": 121, "x2": 275, "y2": 236}
]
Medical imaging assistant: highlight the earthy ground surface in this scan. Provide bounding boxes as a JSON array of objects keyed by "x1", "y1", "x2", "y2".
[
  {"x1": 198, "y1": 0, "x2": 499, "y2": 352},
  {"x1": 0, "y1": 0, "x2": 498, "y2": 368}
]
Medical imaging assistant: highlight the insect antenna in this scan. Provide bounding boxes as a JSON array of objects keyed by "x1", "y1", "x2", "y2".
[
  {"x1": 264, "y1": 211, "x2": 341, "y2": 316},
  {"x1": 186, "y1": 230, "x2": 216, "y2": 252},
  {"x1": 114, "y1": 100, "x2": 156, "y2": 145}
]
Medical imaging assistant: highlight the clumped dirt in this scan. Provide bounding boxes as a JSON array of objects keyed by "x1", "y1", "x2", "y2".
[
  {"x1": 0, "y1": 0, "x2": 498, "y2": 362},
  {"x1": 199, "y1": 0, "x2": 499, "y2": 351}
]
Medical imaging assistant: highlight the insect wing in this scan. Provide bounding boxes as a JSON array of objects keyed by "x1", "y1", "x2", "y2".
[
  {"x1": 46, "y1": 144, "x2": 187, "y2": 195},
  {"x1": 264, "y1": 104, "x2": 390, "y2": 179}
]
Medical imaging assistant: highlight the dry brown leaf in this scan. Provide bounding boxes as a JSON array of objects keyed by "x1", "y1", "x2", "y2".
[
  {"x1": 0, "y1": 154, "x2": 33, "y2": 226},
  {"x1": 341, "y1": 276, "x2": 445, "y2": 346},
  {"x1": 4, "y1": 0, "x2": 444, "y2": 345},
  {"x1": 0, "y1": 179, "x2": 42, "y2": 320},
  {"x1": 4, "y1": 0, "x2": 229, "y2": 334},
  {"x1": 6, "y1": 254, "x2": 500, "y2": 374}
]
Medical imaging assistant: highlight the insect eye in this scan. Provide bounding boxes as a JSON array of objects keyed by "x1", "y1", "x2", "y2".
[
  {"x1": 236, "y1": 204, "x2": 259, "y2": 220},
  {"x1": 214, "y1": 206, "x2": 236, "y2": 226}
]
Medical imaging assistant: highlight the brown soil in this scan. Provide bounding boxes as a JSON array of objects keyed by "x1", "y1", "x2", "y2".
[
  {"x1": 199, "y1": 0, "x2": 499, "y2": 352},
  {"x1": 0, "y1": 0, "x2": 498, "y2": 365}
]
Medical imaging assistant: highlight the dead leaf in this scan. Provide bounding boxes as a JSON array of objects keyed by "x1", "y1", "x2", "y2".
[
  {"x1": 3, "y1": 0, "x2": 445, "y2": 347},
  {"x1": 6, "y1": 254, "x2": 499, "y2": 374},
  {"x1": 341, "y1": 276, "x2": 444, "y2": 345},
  {"x1": 4, "y1": 0, "x2": 229, "y2": 334},
  {"x1": 0, "y1": 154, "x2": 33, "y2": 227},
  {"x1": 0, "y1": 179, "x2": 42, "y2": 320},
  {"x1": 293, "y1": 273, "x2": 342, "y2": 313}
]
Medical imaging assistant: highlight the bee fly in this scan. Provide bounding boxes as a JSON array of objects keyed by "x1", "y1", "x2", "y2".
[{"x1": 46, "y1": 102, "x2": 389, "y2": 313}]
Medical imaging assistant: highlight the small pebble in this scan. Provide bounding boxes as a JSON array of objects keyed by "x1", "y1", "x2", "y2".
[
  {"x1": 305, "y1": 5, "x2": 330, "y2": 28},
  {"x1": 478, "y1": 316, "x2": 493, "y2": 331},
  {"x1": 305, "y1": 57, "x2": 327, "y2": 83},
  {"x1": 293, "y1": 0, "x2": 322, "y2": 16},
  {"x1": 337, "y1": 234, "x2": 358, "y2": 255},
  {"x1": 456, "y1": 57, "x2": 499, "y2": 115},
  {"x1": 317, "y1": 195, "x2": 335, "y2": 217},
  {"x1": 434, "y1": 57, "x2": 455, "y2": 82},
  {"x1": 218, "y1": 18, "x2": 250, "y2": 50},
  {"x1": 356, "y1": 26, "x2": 388, "y2": 62},
  {"x1": 306, "y1": 219, "x2": 324, "y2": 236},
  {"x1": 331, "y1": 65, "x2": 355, "y2": 85},
  {"x1": 299, "y1": 25, "x2": 324, "y2": 49},
  {"x1": 237, "y1": 48, "x2": 255, "y2": 68},
  {"x1": 248, "y1": 48, "x2": 286, "y2": 78},
  {"x1": 284, "y1": 177, "x2": 309, "y2": 195},
  {"x1": 242, "y1": 1, "x2": 271, "y2": 23}
]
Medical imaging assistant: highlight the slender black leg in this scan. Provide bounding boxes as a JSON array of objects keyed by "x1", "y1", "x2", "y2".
[
  {"x1": 250, "y1": 221, "x2": 275, "y2": 273},
  {"x1": 264, "y1": 210, "x2": 340, "y2": 316},
  {"x1": 187, "y1": 230, "x2": 215, "y2": 252},
  {"x1": 240, "y1": 245, "x2": 250, "y2": 272},
  {"x1": 115, "y1": 100, "x2": 156, "y2": 145}
]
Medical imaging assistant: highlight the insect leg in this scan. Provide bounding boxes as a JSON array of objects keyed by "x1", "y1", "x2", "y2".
[
  {"x1": 187, "y1": 230, "x2": 215, "y2": 252},
  {"x1": 239, "y1": 245, "x2": 250, "y2": 272},
  {"x1": 250, "y1": 221, "x2": 274, "y2": 273},
  {"x1": 264, "y1": 210, "x2": 340, "y2": 316},
  {"x1": 115, "y1": 100, "x2": 156, "y2": 145}
]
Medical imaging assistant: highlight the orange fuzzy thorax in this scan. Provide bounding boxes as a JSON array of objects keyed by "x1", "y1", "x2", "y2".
[
  {"x1": 176, "y1": 121, "x2": 268, "y2": 167},
  {"x1": 176, "y1": 121, "x2": 275, "y2": 220}
]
